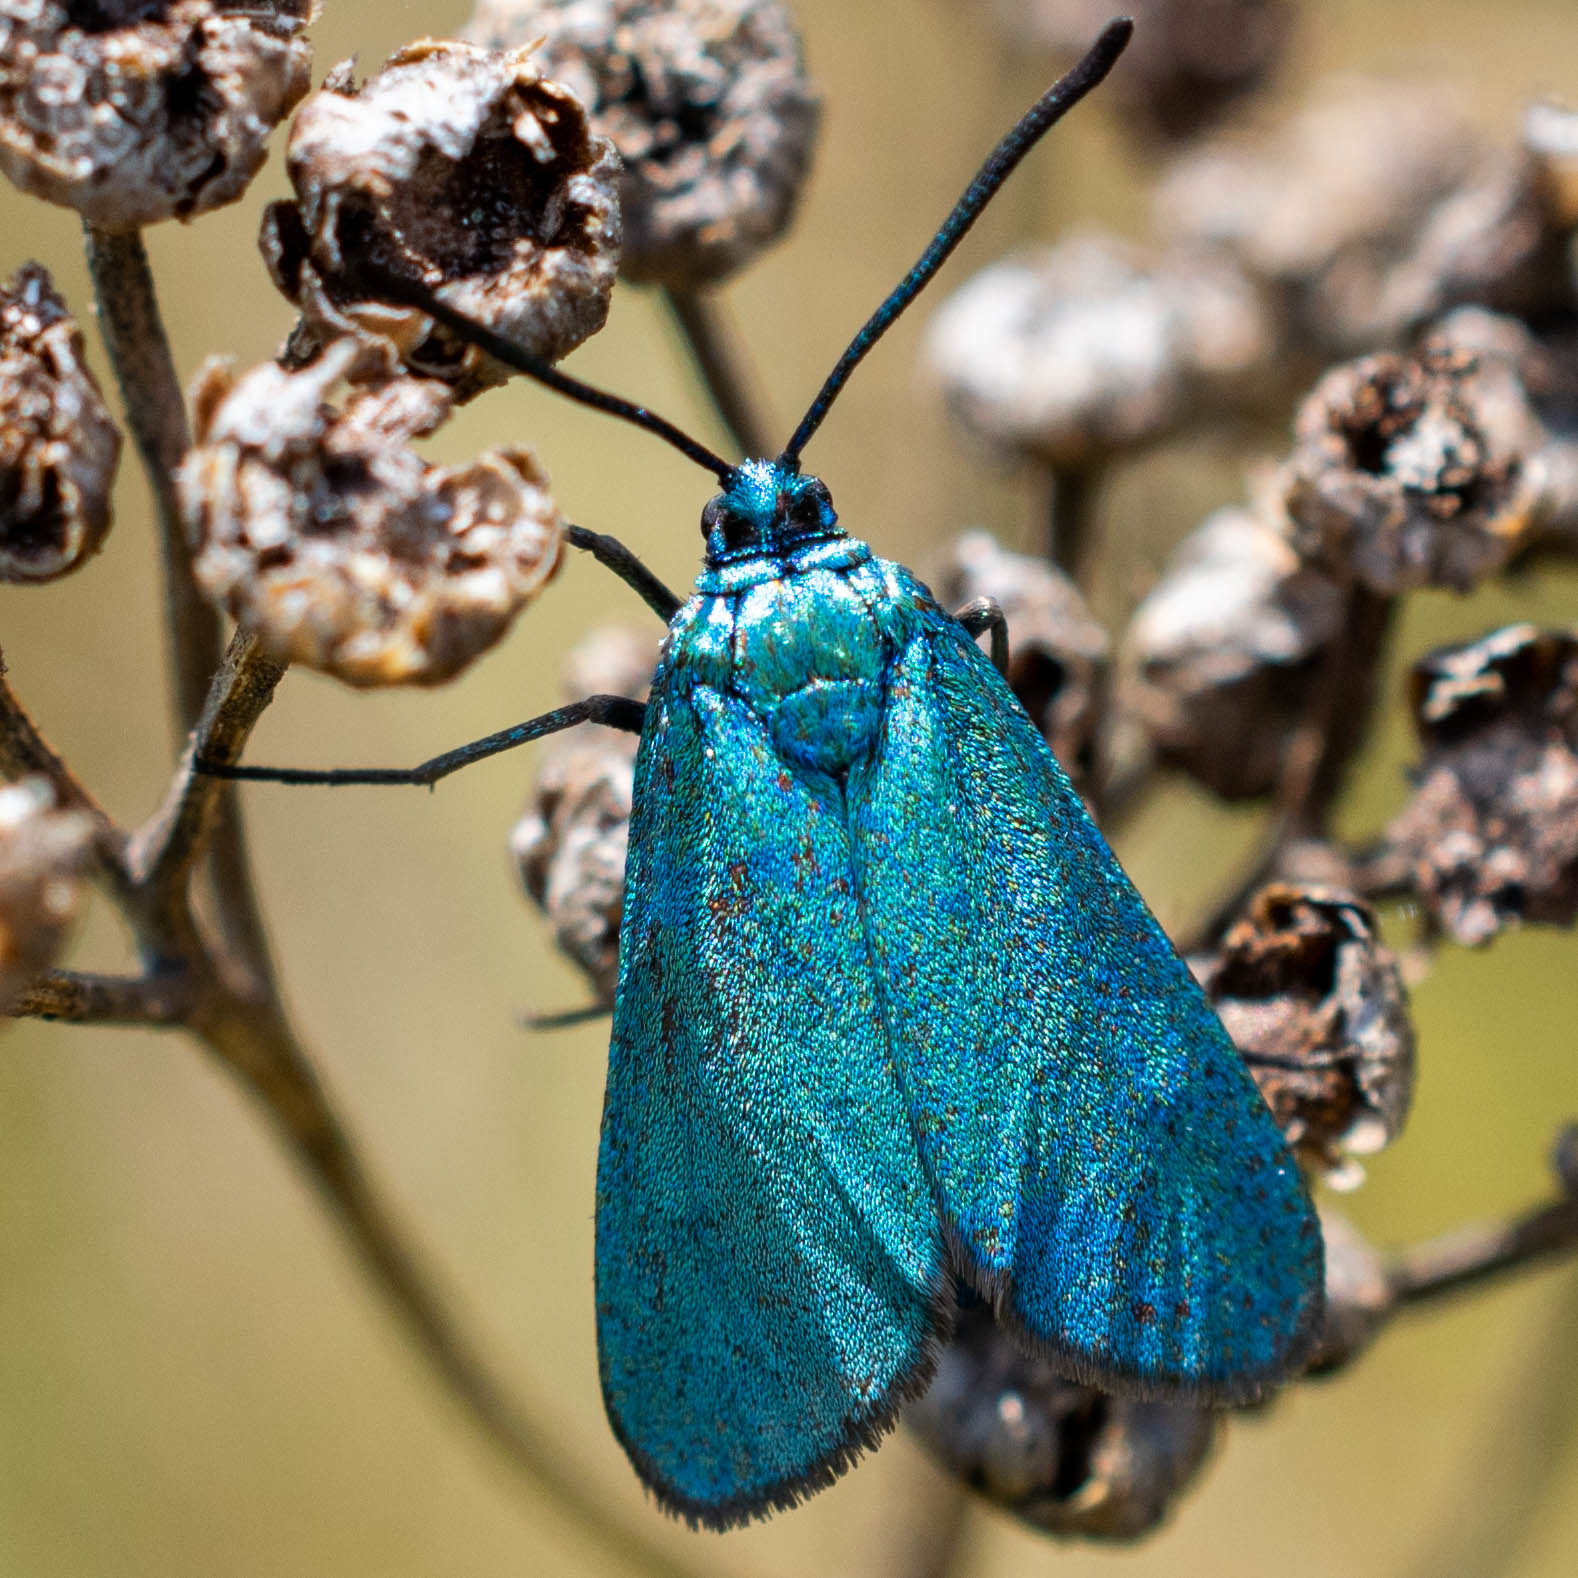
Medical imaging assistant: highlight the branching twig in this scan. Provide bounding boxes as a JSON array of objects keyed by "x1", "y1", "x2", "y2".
[
  {"x1": 1389, "y1": 1127, "x2": 1578, "y2": 1306},
  {"x1": 14, "y1": 968, "x2": 195, "y2": 1026}
]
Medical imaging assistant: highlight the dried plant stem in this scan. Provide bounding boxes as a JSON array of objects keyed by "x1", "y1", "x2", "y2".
[
  {"x1": 81, "y1": 223, "x2": 276, "y2": 983},
  {"x1": 82, "y1": 225, "x2": 213, "y2": 734},
  {"x1": 665, "y1": 286, "x2": 773, "y2": 461},
  {"x1": 901, "y1": 1475, "x2": 974, "y2": 1578},
  {"x1": 1040, "y1": 463, "x2": 1102, "y2": 586},
  {"x1": 1389, "y1": 1133, "x2": 1578, "y2": 1306},
  {"x1": 5, "y1": 641, "x2": 706, "y2": 1578},
  {"x1": 1189, "y1": 584, "x2": 1396, "y2": 946}
]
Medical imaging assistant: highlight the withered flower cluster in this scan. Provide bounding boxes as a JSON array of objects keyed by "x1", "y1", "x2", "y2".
[
  {"x1": 0, "y1": 261, "x2": 121, "y2": 581},
  {"x1": 465, "y1": 0, "x2": 820, "y2": 286},
  {"x1": 1, "y1": 0, "x2": 1575, "y2": 1561},
  {"x1": 0, "y1": 1, "x2": 315, "y2": 227}
]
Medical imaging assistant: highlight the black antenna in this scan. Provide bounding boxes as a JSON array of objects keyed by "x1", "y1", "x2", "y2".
[
  {"x1": 354, "y1": 260, "x2": 737, "y2": 483},
  {"x1": 778, "y1": 17, "x2": 1133, "y2": 468}
]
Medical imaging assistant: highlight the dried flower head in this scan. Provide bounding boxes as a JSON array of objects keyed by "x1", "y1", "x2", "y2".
[
  {"x1": 0, "y1": 2, "x2": 314, "y2": 228},
  {"x1": 1280, "y1": 339, "x2": 1541, "y2": 594},
  {"x1": 925, "y1": 234, "x2": 1273, "y2": 469},
  {"x1": 466, "y1": 0, "x2": 819, "y2": 287},
  {"x1": 928, "y1": 529, "x2": 1109, "y2": 784},
  {"x1": 1, "y1": 261, "x2": 120, "y2": 582},
  {"x1": 1154, "y1": 76, "x2": 1573, "y2": 354},
  {"x1": 1307, "y1": 1208, "x2": 1393, "y2": 1375},
  {"x1": 511, "y1": 624, "x2": 655, "y2": 1007},
  {"x1": 908, "y1": 1296, "x2": 1219, "y2": 1538},
  {"x1": 1120, "y1": 505, "x2": 1345, "y2": 799},
  {"x1": 179, "y1": 340, "x2": 563, "y2": 687},
  {"x1": 1386, "y1": 624, "x2": 1578, "y2": 946},
  {"x1": 0, "y1": 777, "x2": 94, "y2": 1014},
  {"x1": 983, "y1": 0, "x2": 1295, "y2": 144},
  {"x1": 262, "y1": 38, "x2": 619, "y2": 400},
  {"x1": 1196, "y1": 884, "x2": 1415, "y2": 1182}
]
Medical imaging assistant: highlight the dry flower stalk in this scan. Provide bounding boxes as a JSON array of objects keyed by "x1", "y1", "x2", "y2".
[
  {"x1": 180, "y1": 340, "x2": 564, "y2": 686},
  {"x1": 0, "y1": 1, "x2": 315, "y2": 228},
  {"x1": 467, "y1": 0, "x2": 820, "y2": 287},
  {"x1": 263, "y1": 38, "x2": 620, "y2": 399},
  {"x1": 0, "y1": 260, "x2": 121, "y2": 581}
]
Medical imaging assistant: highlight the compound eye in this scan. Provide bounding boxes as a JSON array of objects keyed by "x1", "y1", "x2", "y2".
[
  {"x1": 701, "y1": 497, "x2": 753, "y2": 551},
  {"x1": 788, "y1": 480, "x2": 832, "y2": 529}
]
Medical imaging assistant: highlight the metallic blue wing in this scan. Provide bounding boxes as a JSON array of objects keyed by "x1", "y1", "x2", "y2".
[
  {"x1": 847, "y1": 586, "x2": 1323, "y2": 1401},
  {"x1": 596, "y1": 663, "x2": 947, "y2": 1528}
]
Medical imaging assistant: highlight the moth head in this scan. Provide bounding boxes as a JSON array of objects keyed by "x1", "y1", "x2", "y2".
[{"x1": 701, "y1": 460, "x2": 840, "y2": 565}]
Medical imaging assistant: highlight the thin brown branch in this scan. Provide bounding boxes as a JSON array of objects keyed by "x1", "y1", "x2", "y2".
[
  {"x1": 131, "y1": 627, "x2": 285, "y2": 901},
  {"x1": 1389, "y1": 1128, "x2": 1578, "y2": 1306},
  {"x1": 1186, "y1": 583, "x2": 1397, "y2": 948},
  {"x1": 82, "y1": 225, "x2": 278, "y2": 982},
  {"x1": 13, "y1": 968, "x2": 195, "y2": 1026},
  {"x1": 189, "y1": 984, "x2": 702, "y2": 1578},
  {"x1": 1040, "y1": 463, "x2": 1103, "y2": 588},
  {"x1": 82, "y1": 224, "x2": 215, "y2": 738},
  {"x1": 665, "y1": 286, "x2": 772, "y2": 461}
]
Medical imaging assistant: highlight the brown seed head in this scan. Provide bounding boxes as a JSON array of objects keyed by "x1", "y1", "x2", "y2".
[
  {"x1": 928, "y1": 529, "x2": 1109, "y2": 787},
  {"x1": 262, "y1": 38, "x2": 620, "y2": 400},
  {"x1": 465, "y1": 0, "x2": 819, "y2": 287},
  {"x1": 1120, "y1": 505, "x2": 1344, "y2": 800},
  {"x1": 179, "y1": 339, "x2": 564, "y2": 686},
  {"x1": 0, "y1": 777, "x2": 95, "y2": 1015},
  {"x1": 0, "y1": 261, "x2": 121, "y2": 582},
  {"x1": 982, "y1": 0, "x2": 1295, "y2": 144},
  {"x1": 1280, "y1": 334, "x2": 1541, "y2": 594},
  {"x1": 1305, "y1": 1208, "x2": 1394, "y2": 1375},
  {"x1": 1386, "y1": 623, "x2": 1578, "y2": 946},
  {"x1": 0, "y1": 2, "x2": 315, "y2": 228},
  {"x1": 1197, "y1": 883, "x2": 1415, "y2": 1178},
  {"x1": 907, "y1": 1298, "x2": 1220, "y2": 1538},
  {"x1": 1155, "y1": 75, "x2": 1573, "y2": 354},
  {"x1": 510, "y1": 625, "x2": 655, "y2": 1007},
  {"x1": 925, "y1": 234, "x2": 1274, "y2": 469}
]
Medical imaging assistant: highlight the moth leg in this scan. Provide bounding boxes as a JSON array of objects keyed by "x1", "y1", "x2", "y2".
[
  {"x1": 196, "y1": 695, "x2": 646, "y2": 788},
  {"x1": 566, "y1": 524, "x2": 682, "y2": 622},
  {"x1": 954, "y1": 596, "x2": 1010, "y2": 676},
  {"x1": 522, "y1": 1003, "x2": 613, "y2": 1032}
]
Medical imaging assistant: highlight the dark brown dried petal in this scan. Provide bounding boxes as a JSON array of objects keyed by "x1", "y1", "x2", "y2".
[
  {"x1": 0, "y1": 261, "x2": 120, "y2": 582},
  {"x1": 927, "y1": 529, "x2": 1109, "y2": 785},
  {"x1": 510, "y1": 624, "x2": 654, "y2": 1006},
  {"x1": 1280, "y1": 339, "x2": 1542, "y2": 594},
  {"x1": 1120, "y1": 505, "x2": 1345, "y2": 800},
  {"x1": 983, "y1": 0, "x2": 1294, "y2": 144},
  {"x1": 0, "y1": 2, "x2": 314, "y2": 228},
  {"x1": 1525, "y1": 102, "x2": 1578, "y2": 232},
  {"x1": 178, "y1": 340, "x2": 563, "y2": 686},
  {"x1": 267, "y1": 38, "x2": 619, "y2": 400},
  {"x1": 466, "y1": 0, "x2": 819, "y2": 287},
  {"x1": 925, "y1": 234, "x2": 1274, "y2": 468},
  {"x1": 1154, "y1": 76, "x2": 1573, "y2": 354},
  {"x1": 0, "y1": 777, "x2": 94, "y2": 1014},
  {"x1": 1386, "y1": 624, "x2": 1578, "y2": 945},
  {"x1": 908, "y1": 1297, "x2": 1219, "y2": 1539},
  {"x1": 1197, "y1": 883, "x2": 1415, "y2": 1177}
]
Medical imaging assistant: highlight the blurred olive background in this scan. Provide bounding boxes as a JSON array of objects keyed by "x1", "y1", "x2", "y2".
[{"x1": 3, "y1": 2, "x2": 1578, "y2": 1575}]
